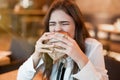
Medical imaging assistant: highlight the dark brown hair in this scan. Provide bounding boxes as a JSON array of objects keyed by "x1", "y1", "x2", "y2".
[{"x1": 42, "y1": 0, "x2": 90, "y2": 79}]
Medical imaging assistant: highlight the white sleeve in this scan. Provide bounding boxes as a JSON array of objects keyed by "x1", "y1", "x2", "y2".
[
  {"x1": 72, "y1": 61, "x2": 108, "y2": 80},
  {"x1": 17, "y1": 55, "x2": 43, "y2": 80},
  {"x1": 72, "y1": 41, "x2": 109, "y2": 80}
]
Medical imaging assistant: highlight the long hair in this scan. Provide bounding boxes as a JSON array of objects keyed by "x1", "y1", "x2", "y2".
[{"x1": 42, "y1": 0, "x2": 90, "y2": 79}]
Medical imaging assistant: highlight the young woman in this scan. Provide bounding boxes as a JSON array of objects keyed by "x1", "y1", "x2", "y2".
[{"x1": 17, "y1": 0, "x2": 108, "y2": 80}]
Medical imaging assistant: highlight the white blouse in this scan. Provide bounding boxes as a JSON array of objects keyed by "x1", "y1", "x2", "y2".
[{"x1": 17, "y1": 38, "x2": 109, "y2": 80}]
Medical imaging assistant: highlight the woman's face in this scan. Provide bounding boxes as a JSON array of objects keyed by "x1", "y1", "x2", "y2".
[{"x1": 49, "y1": 10, "x2": 75, "y2": 38}]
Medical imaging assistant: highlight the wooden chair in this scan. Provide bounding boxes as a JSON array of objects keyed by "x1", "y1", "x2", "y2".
[
  {"x1": 105, "y1": 55, "x2": 120, "y2": 80},
  {"x1": 0, "y1": 37, "x2": 34, "y2": 74}
]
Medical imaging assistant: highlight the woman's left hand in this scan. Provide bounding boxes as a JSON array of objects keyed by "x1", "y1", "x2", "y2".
[{"x1": 52, "y1": 33, "x2": 88, "y2": 69}]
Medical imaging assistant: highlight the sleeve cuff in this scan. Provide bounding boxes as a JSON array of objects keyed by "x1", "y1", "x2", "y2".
[
  {"x1": 71, "y1": 60, "x2": 99, "y2": 80},
  {"x1": 17, "y1": 55, "x2": 44, "y2": 80}
]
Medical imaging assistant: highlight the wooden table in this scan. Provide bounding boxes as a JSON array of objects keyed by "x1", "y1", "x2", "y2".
[
  {"x1": 0, "y1": 70, "x2": 42, "y2": 80},
  {"x1": 98, "y1": 24, "x2": 120, "y2": 41},
  {"x1": 0, "y1": 51, "x2": 11, "y2": 66},
  {"x1": 98, "y1": 24, "x2": 120, "y2": 53},
  {"x1": 98, "y1": 24, "x2": 120, "y2": 35}
]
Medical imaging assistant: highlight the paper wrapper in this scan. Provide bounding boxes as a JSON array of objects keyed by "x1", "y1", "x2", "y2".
[
  {"x1": 43, "y1": 32, "x2": 68, "y2": 62},
  {"x1": 43, "y1": 39, "x2": 66, "y2": 62}
]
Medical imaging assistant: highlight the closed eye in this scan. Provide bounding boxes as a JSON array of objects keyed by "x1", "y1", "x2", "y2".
[
  {"x1": 49, "y1": 22, "x2": 56, "y2": 26},
  {"x1": 60, "y1": 21, "x2": 70, "y2": 25}
]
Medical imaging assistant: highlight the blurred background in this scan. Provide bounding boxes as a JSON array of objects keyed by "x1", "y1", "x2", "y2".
[{"x1": 0, "y1": 0, "x2": 120, "y2": 80}]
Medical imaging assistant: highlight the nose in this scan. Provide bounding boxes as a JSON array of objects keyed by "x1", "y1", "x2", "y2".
[{"x1": 54, "y1": 24, "x2": 62, "y2": 32}]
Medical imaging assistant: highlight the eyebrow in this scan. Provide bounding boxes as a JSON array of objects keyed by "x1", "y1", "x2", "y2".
[
  {"x1": 60, "y1": 21, "x2": 69, "y2": 23},
  {"x1": 49, "y1": 22, "x2": 55, "y2": 24}
]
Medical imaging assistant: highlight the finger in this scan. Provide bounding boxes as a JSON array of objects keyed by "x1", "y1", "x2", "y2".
[
  {"x1": 37, "y1": 32, "x2": 55, "y2": 43},
  {"x1": 55, "y1": 32, "x2": 75, "y2": 42},
  {"x1": 36, "y1": 36, "x2": 54, "y2": 45},
  {"x1": 35, "y1": 43, "x2": 54, "y2": 51},
  {"x1": 54, "y1": 42, "x2": 70, "y2": 55},
  {"x1": 53, "y1": 34, "x2": 73, "y2": 47},
  {"x1": 54, "y1": 42, "x2": 68, "y2": 50},
  {"x1": 42, "y1": 32, "x2": 55, "y2": 37},
  {"x1": 41, "y1": 44, "x2": 54, "y2": 48},
  {"x1": 54, "y1": 48, "x2": 66, "y2": 54},
  {"x1": 39, "y1": 48, "x2": 52, "y2": 53}
]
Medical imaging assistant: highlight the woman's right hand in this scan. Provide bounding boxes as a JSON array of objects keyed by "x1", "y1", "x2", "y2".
[{"x1": 32, "y1": 32, "x2": 54, "y2": 68}]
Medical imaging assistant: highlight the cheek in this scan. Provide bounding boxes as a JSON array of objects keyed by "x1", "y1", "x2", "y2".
[
  {"x1": 71, "y1": 26, "x2": 75, "y2": 38},
  {"x1": 70, "y1": 28, "x2": 75, "y2": 38},
  {"x1": 65, "y1": 26, "x2": 75, "y2": 38}
]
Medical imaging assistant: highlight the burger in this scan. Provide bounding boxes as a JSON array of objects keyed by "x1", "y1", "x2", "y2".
[{"x1": 43, "y1": 32, "x2": 69, "y2": 62}]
